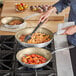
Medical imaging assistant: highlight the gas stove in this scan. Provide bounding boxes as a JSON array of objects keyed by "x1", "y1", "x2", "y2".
[{"x1": 0, "y1": 35, "x2": 57, "y2": 76}]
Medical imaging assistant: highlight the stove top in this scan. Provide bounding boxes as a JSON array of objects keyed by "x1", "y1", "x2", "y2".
[{"x1": 0, "y1": 35, "x2": 57, "y2": 76}]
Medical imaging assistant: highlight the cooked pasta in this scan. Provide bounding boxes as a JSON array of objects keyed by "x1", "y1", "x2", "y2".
[{"x1": 19, "y1": 33, "x2": 51, "y2": 44}]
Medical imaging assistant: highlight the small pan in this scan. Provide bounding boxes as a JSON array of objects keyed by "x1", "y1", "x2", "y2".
[{"x1": 1, "y1": 13, "x2": 40, "y2": 29}]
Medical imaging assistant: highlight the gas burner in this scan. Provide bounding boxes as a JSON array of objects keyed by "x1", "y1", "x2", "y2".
[{"x1": 0, "y1": 35, "x2": 57, "y2": 76}]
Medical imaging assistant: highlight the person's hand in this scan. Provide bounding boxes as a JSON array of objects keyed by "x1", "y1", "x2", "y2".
[
  {"x1": 39, "y1": 7, "x2": 57, "y2": 22},
  {"x1": 62, "y1": 26, "x2": 76, "y2": 35}
]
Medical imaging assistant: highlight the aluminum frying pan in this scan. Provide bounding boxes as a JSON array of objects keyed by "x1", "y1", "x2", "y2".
[
  {"x1": 16, "y1": 46, "x2": 75, "y2": 69},
  {"x1": 16, "y1": 47, "x2": 52, "y2": 68}
]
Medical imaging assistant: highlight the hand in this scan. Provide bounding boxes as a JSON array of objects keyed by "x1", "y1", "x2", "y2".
[
  {"x1": 39, "y1": 7, "x2": 57, "y2": 22},
  {"x1": 62, "y1": 26, "x2": 76, "y2": 35}
]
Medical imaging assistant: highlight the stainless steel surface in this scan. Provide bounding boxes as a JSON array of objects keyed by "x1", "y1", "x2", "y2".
[
  {"x1": 54, "y1": 34, "x2": 74, "y2": 76},
  {"x1": 51, "y1": 45, "x2": 75, "y2": 54},
  {"x1": 24, "y1": 13, "x2": 40, "y2": 20},
  {"x1": 16, "y1": 47, "x2": 52, "y2": 68},
  {"x1": 15, "y1": 27, "x2": 53, "y2": 47}
]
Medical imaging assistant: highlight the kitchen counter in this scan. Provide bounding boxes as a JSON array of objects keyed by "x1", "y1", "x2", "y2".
[
  {"x1": 1, "y1": 1, "x2": 66, "y2": 20},
  {"x1": 1, "y1": 1, "x2": 70, "y2": 19}
]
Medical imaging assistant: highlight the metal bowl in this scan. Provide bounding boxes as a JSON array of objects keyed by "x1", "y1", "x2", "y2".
[
  {"x1": 15, "y1": 27, "x2": 53, "y2": 47},
  {"x1": 16, "y1": 47, "x2": 52, "y2": 68},
  {"x1": 1, "y1": 16, "x2": 25, "y2": 29}
]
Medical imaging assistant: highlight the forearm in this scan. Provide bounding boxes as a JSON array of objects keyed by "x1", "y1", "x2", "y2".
[{"x1": 62, "y1": 26, "x2": 76, "y2": 35}]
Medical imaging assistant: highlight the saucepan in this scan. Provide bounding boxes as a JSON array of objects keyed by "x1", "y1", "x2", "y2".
[
  {"x1": 15, "y1": 27, "x2": 53, "y2": 47},
  {"x1": 1, "y1": 13, "x2": 40, "y2": 29}
]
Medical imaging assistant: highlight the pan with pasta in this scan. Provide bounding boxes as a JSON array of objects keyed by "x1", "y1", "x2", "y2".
[{"x1": 15, "y1": 27, "x2": 53, "y2": 47}]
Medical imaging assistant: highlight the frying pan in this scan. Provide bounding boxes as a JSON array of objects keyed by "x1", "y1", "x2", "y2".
[
  {"x1": 16, "y1": 45, "x2": 75, "y2": 68},
  {"x1": 15, "y1": 27, "x2": 53, "y2": 47},
  {"x1": 1, "y1": 13, "x2": 40, "y2": 29},
  {"x1": 16, "y1": 47, "x2": 52, "y2": 68}
]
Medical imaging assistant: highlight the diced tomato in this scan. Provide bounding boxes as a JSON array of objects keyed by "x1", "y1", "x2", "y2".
[
  {"x1": 20, "y1": 3, "x2": 24, "y2": 6},
  {"x1": 38, "y1": 61, "x2": 42, "y2": 64},
  {"x1": 42, "y1": 57, "x2": 47, "y2": 61},
  {"x1": 31, "y1": 54, "x2": 36, "y2": 57},
  {"x1": 25, "y1": 56, "x2": 31, "y2": 59},
  {"x1": 22, "y1": 56, "x2": 27, "y2": 63},
  {"x1": 21, "y1": 54, "x2": 47, "y2": 64},
  {"x1": 29, "y1": 58, "x2": 33, "y2": 62},
  {"x1": 28, "y1": 60, "x2": 32, "y2": 64},
  {"x1": 36, "y1": 54, "x2": 42, "y2": 58}
]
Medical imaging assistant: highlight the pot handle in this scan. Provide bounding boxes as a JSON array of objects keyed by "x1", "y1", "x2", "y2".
[
  {"x1": 51, "y1": 45, "x2": 75, "y2": 55},
  {"x1": 23, "y1": 13, "x2": 40, "y2": 20}
]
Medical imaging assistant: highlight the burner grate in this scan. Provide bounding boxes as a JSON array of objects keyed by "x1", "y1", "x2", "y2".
[{"x1": 0, "y1": 35, "x2": 57, "y2": 76}]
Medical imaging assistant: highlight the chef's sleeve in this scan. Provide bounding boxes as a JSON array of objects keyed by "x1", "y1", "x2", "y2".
[{"x1": 53, "y1": 0, "x2": 70, "y2": 14}]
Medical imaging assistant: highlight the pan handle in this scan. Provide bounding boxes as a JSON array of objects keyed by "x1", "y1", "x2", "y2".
[
  {"x1": 51, "y1": 45, "x2": 75, "y2": 55},
  {"x1": 23, "y1": 13, "x2": 40, "y2": 20}
]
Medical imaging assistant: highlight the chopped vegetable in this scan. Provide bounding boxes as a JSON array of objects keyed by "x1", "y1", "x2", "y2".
[
  {"x1": 15, "y1": 3, "x2": 28, "y2": 11},
  {"x1": 30, "y1": 5, "x2": 51, "y2": 13},
  {"x1": 22, "y1": 54, "x2": 47, "y2": 64}
]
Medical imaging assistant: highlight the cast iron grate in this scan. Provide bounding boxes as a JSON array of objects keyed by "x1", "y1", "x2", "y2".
[{"x1": 0, "y1": 35, "x2": 57, "y2": 76}]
